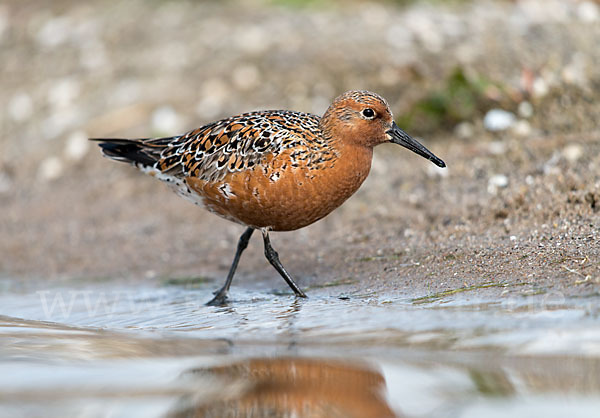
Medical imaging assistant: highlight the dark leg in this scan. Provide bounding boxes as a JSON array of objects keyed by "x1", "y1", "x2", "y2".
[
  {"x1": 262, "y1": 229, "x2": 307, "y2": 298},
  {"x1": 206, "y1": 227, "x2": 254, "y2": 306}
]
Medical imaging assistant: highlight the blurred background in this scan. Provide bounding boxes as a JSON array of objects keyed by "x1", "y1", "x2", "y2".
[
  {"x1": 1, "y1": 1, "x2": 600, "y2": 416},
  {"x1": 2, "y1": 0, "x2": 599, "y2": 282}
]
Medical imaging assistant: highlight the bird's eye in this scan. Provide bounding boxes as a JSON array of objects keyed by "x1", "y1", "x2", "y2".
[{"x1": 361, "y1": 108, "x2": 376, "y2": 119}]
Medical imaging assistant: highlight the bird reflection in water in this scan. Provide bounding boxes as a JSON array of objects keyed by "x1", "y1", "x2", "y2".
[{"x1": 170, "y1": 357, "x2": 397, "y2": 418}]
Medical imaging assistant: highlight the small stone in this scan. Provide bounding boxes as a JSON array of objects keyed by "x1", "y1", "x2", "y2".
[
  {"x1": 406, "y1": 12, "x2": 443, "y2": 53},
  {"x1": 152, "y1": 106, "x2": 179, "y2": 134},
  {"x1": 484, "y1": 109, "x2": 516, "y2": 132},
  {"x1": 36, "y1": 16, "x2": 70, "y2": 48},
  {"x1": 378, "y1": 67, "x2": 401, "y2": 86},
  {"x1": 113, "y1": 79, "x2": 142, "y2": 105},
  {"x1": 577, "y1": 1, "x2": 599, "y2": 22},
  {"x1": 48, "y1": 78, "x2": 80, "y2": 109},
  {"x1": 64, "y1": 131, "x2": 90, "y2": 161},
  {"x1": 41, "y1": 112, "x2": 78, "y2": 141},
  {"x1": 562, "y1": 144, "x2": 583, "y2": 163},
  {"x1": 232, "y1": 64, "x2": 260, "y2": 91},
  {"x1": 454, "y1": 121, "x2": 474, "y2": 139},
  {"x1": 360, "y1": 2, "x2": 387, "y2": 27},
  {"x1": 562, "y1": 53, "x2": 588, "y2": 87},
  {"x1": 386, "y1": 21, "x2": 413, "y2": 50},
  {"x1": 196, "y1": 78, "x2": 229, "y2": 120},
  {"x1": 79, "y1": 40, "x2": 108, "y2": 70},
  {"x1": 8, "y1": 92, "x2": 33, "y2": 122},
  {"x1": 38, "y1": 157, "x2": 64, "y2": 181},
  {"x1": 511, "y1": 120, "x2": 532, "y2": 137},
  {"x1": 488, "y1": 174, "x2": 509, "y2": 194},
  {"x1": 525, "y1": 175, "x2": 535, "y2": 186},
  {"x1": 543, "y1": 151, "x2": 562, "y2": 175},
  {"x1": 532, "y1": 77, "x2": 549, "y2": 98},
  {"x1": 518, "y1": 101, "x2": 533, "y2": 118},
  {"x1": 235, "y1": 25, "x2": 268, "y2": 55},
  {"x1": 488, "y1": 141, "x2": 507, "y2": 155}
]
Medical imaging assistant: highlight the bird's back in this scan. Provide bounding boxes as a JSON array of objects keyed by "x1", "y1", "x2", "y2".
[
  {"x1": 93, "y1": 109, "x2": 369, "y2": 231},
  {"x1": 158, "y1": 110, "x2": 329, "y2": 182}
]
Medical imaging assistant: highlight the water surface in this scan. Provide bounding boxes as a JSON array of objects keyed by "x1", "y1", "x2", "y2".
[{"x1": 1, "y1": 279, "x2": 599, "y2": 417}]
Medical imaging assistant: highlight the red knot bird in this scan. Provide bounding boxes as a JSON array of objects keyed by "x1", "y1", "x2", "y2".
[{"x1": 92, "y1": 90, "x2": 446, "y2": 305}]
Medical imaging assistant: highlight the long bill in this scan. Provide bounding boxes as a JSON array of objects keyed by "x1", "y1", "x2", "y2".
[{"x1": 387, "y1": 122, "x2": 446, "y2": 168}]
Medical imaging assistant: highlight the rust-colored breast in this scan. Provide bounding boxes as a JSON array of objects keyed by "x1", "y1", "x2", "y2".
[{"x1": 186, "y1": 143, "x2": 373, "y2": 231}]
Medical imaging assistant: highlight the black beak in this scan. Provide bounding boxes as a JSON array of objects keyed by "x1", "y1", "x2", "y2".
[{"x1": 387, "y1": 122, "x2": 446, "y2": 168}]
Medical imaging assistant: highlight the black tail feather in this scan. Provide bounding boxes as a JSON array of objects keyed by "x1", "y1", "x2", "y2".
[{"x1": 90, "y1": 138, "x2": 166, "y2": 167}]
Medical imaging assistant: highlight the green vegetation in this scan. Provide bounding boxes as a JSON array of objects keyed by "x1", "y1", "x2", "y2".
[
  {"x1": 161, "y1": 276, "x2": 213, "y2": 287},
  {"x1": 411, "y1": 281, "x2": 529, "y2": 304},
  {"x1": 397, "y1": 67, "x2": 506, "y2": 133},
  {"x1": 470, "y1": 370, "x2": 515, "y2": 396},
  {"x1": 307, "y1": 278, "x2": 358, "y2": 289},
  {"x1": 355, "y1": 253, "x2": 403, "y2": 262}
]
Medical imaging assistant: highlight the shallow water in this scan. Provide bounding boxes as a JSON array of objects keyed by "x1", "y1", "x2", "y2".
[{"x1": 1, "y1": 279, "x2": 600, "y2": 417}]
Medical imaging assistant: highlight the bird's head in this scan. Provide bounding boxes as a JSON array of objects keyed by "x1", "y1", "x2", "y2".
[{"x1": 320, "y1": 90, "x2": 446, "y2": 168}]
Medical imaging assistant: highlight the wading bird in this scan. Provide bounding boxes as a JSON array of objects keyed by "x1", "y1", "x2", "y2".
[{"x1": 92, "y1": 90, "x2": 445, "y2": 305}]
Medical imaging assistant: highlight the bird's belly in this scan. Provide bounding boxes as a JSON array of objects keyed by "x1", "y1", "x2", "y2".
[{"x1": 184, "y1": 162, "x2": 369, "y2": 231}]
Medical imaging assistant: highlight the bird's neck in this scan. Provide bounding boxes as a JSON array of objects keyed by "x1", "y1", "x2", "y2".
[
  {"x1": 328, "y1": 142, "x2": 373, "y2": 197},
  {"x1": 313, "y1": 122, "x2": 373, "y2": 201}
]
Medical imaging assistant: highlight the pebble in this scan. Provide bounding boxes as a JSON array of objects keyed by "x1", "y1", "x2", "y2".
[
  {"x1": 196, "y1": 78, "x2": 230, "y2": 120},
  {"x1": 378, "y1": 66, "x2": 401, "y2": 86},
  {"x1": 113, "y1": 79, "x2": 142, "y2": 105},
  {"x1": 562, "y1": 52, "x2": 588, "y2": 87},
  {"x1": 79, "y1": 39, "x2": 108, "y2": 70},
  {"x1": 41, "y1": 111, "x2": 79, "y2": 141},
  {"x1": 483, "y1": 109, "x2": 516, "y2": 132},
  {"x1": 405, "y1": 11, "x2": 444, "y2": 53},
  {"x1": 525, "y1": 175, "x2": 535, "y2": 186},
  {"x1": 518, "y1": 101, "x2": 533, "y2": 118},
  {"x1": 48, "y1": 78, "x2": 80, "y2": 109},
  {"x1": 488, "y1": 141, "x2": 507, "y2": 155},
  {"x1": 562, "y1": 144, "x2": 583, "y2": 163},
  {"x1": 232, "y1": 64, "x2": 260, "y2": 91},
  {"x1": 64, "y1": 131, "x2": 90, "y2": 162},
  {"x1": 8, "y1": 92, "x2": 33, "y2": 122},
  {"x1": 151, "y1": 106, "x2": 180, "y2": 134},
  {"x1": 543, "y1": 151, "x2": 562, "y2": 175},
  {"x1": 38, "y1": 157, "x2": 64, "y2": 181},
  {"x1": 511, "y1": 120, "x2": 532, "y2": 137},
  {"x1": 36, "y1": 16, "x2": 70, "y2": 48},
  {"x1": 386, "y1": 23, "x2": 413, "y2": 50},
  {"x1": 488, "y1": 174, "x2": 509, "y2": 194},
  {"x1": 454, "y1": 121, "x2": 474, "y2": 139},
  {"x1": 577, "y1": 1, "x2": 599, "y2": 22},
  {"x1": 234, "y1": 25, "x2": 269, "y2": 55},
  {"x1": 532, "y1": 77, "x2": 549, "y2": 98}
]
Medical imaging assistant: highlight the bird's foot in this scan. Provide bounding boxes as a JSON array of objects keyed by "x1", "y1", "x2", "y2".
[
  {"x1": 294, "y1": 290, "x2": 308, "y2": 298},
  {"x1": 206, "y1": 291, "x2": 229, "y2": 306}
]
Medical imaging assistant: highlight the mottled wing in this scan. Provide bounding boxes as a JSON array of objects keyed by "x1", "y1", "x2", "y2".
[{"x1": 157, "y1": 110, "x2": 323, "y2": 182}]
